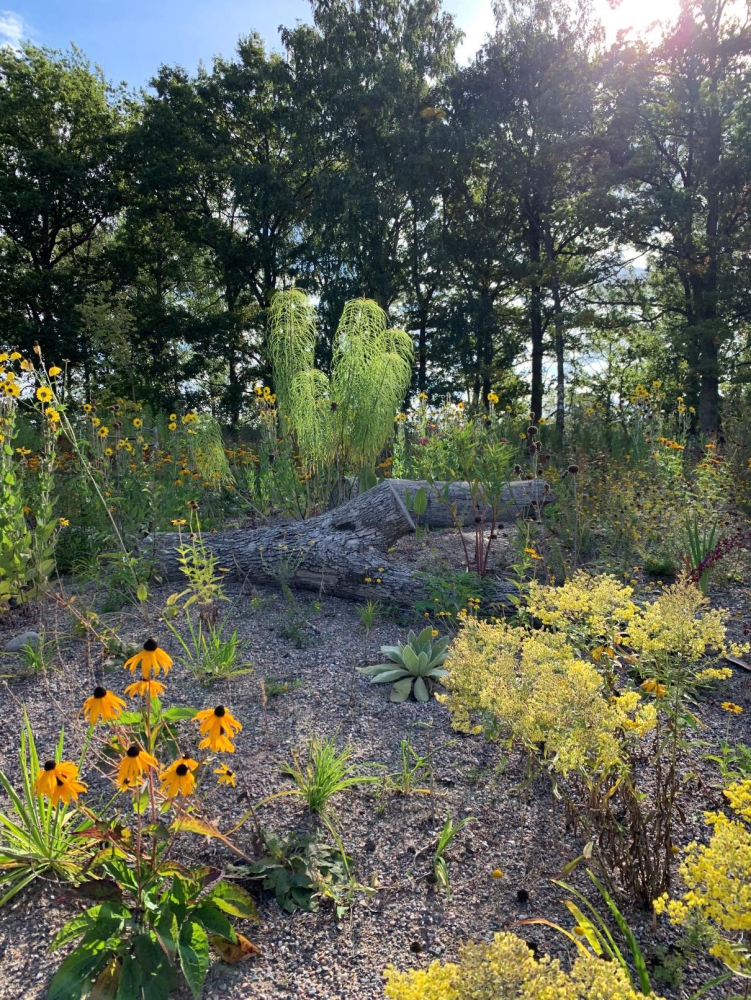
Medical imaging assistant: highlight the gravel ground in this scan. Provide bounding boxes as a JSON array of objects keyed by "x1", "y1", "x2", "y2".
[{"x1": 0, "y1": 535, "x2": 748, "y2": 1000}]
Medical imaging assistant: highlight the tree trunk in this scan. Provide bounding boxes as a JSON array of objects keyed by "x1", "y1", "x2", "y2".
[{"x1": 149, "y1": 478, "x2": 551, "y2": 607}]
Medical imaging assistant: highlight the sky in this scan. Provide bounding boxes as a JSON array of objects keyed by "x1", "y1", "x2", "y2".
[{"x1": 0, "y1": 0, "x2": 681, "y2": 89}]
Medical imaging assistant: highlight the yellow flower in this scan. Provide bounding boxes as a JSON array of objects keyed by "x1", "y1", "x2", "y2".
[
  {"x1": 117, "y1": 745, "x2": 159, "y2": 791},
  {"x1": 169, "y1": 413, "x2": 177, "y2": 420},
  {"x1": 214, "y1": 763, "x2": 236, "y2": 787},
  {"x1": 124, "y1": 639, "x2": 173, "y2": 679},
  {"x1": 195, "y1": 705, "x2": 242, "y2": 753},
  {"x1": 97, "y1": 426, "x2": 109, "y2": 438},
  {"x1": 34, "y1": 760, "x2": 87, "y2": 806},
  {"x1": 90, "y1": 416, "x2": 100, "y2": 427},
  {"x1": 83, "y1": 403, "x2": 92, "y2": 413},
  {"x1": 491, "y1": 868, "x2": 503, "y2": 879},
  {"x1": 59, "y1": 517, "x2": 69, "y2": 527},
  {"x1": 48, "y1": 366, "x2": 62, "y2": 377},
  {"x1": 36, "y1": 386, "x2": 53, "y2": 403},
  {"x1": 20, "y1": 359, "x2": 32, "y2": 371},
  {"x1": 171, "y1": 518, "x2": 187, "y2": 526},
  {"x1": 721, "y1": 702, "x2": 743, "y2": 714},
  {"x1": 10, "y1": 351, "x2": 22, "y2": 360},
  {"x1": 159, "y1": 756, "x2": 199, "y2": 798},
  {"x1": 83, "y1": 687, "x2": 126, "y2": 725},
  {"x1": 487, "y1": 392, "x2": 499, "y2": 404},
  {"x1": 168, "y1": 422, "x2": 177, "y2": 431},
  {"x1": 133, "y1": 418, "x2": 143, "y2": 428},
  {"x1": 125, "y1": 678, "x2": 166, "y2": 700},
  {"x1": 2, "y1": 380, "x2": 20, "y2": 397},
  {"x1": 0, "y1": 352, "x2": 7, "y2": 362},
  {"x1": 104, "y1": 447, "x2": 113, "y2": 457}
]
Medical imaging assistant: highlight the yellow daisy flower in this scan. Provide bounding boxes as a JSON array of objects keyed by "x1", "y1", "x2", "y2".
[
  {"x1": 124, "y1": 639, "x2": 173, "y2": 679},
  {"x1": 159, "y1": 756, "x2": 199, "y2": 798},
  {"x1": 195, "y1": 705, "x2": 242, "y2": 753},
  {"x1": 34, "y1": 760, "x2": 87, "y2": 806},
  {"x1": 124, "y1": 678, "x2": 166, "y2": 700},
  {"x1": 36, "y1": 386, "x2": 53, "y2": 403},
  {"x1": 48, "y1": 366, "x2": 62, "y2": 377},
  {"x1": 214, "y1": 763, "x2": 236, "y2": 787},
  {"x1": 117, "y1": 745, "x2": 158, "y2": 791},
  {"x1": 83, "y1": 687, "x2": 125, "y2": 725}
]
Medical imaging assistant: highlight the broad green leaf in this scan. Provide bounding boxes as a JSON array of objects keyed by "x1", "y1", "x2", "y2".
[
  {"x1": 178, "y1": 921, "x2": 210, "y2": 999},
  {"x1": 390, "y1": 677, "x2": 413, "y2": 702},
  {"x1": 210, "y1": 881, "x2": 259, "y2": 920}
]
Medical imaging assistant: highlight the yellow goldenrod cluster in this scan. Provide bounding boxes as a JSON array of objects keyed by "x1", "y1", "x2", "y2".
[
  {"x1": 654, "y1": 780, "x2": 751, "y2": 977},
  {"x1": 383, "y1": 932, "x2": 662, "y2": 1000},
  {"x1": 526, "y1": 572, "x2": 638, "y2": 647},
  {"x1": 438, "y1": 620, "x2": 656, "y2": 773}
]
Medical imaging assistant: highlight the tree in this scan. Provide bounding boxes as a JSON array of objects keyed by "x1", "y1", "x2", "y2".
[
  {"x1": 605, "y1": 0, "x2": 751, "y2": 436},
  {"x1": 0, "y1": 44, "x2": 126, "y2": 362}
]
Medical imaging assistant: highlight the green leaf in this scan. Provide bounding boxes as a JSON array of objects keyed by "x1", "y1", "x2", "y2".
[
  {"x1": 178, "y1": 921, "x2": 210, "y2": 1000},
  {"x1": 190, "y1": 901, "x2": 235, "y2": 941},
  {"x1": 210, "y1": 881, "x2": 259, "y2": 920},
  {"x1": 116, "y1": 955, "x2": 142, "y2": 1000},
  {"x1": 47, "y1": 942, "x2": 108, "y2": 1000},
  {"x1": 390, "y1": 677, "x2": 413, "y2": 702},
  {"x1": 413, "y1": 677, "x2": 429, "y2": 702},
  {"x1": 134, "y1": 934, "x2": 173, "y2": 1000},
  {"x1": 162, "y1": 706, "x2": 198, "y2": 721}
]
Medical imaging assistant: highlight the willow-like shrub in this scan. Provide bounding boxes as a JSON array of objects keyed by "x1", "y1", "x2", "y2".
[
  {"x1": 383, "y1": 932, "x2": 663, "y2": 1000},
  {"x1": 440, "y1": 576, "x2": 746, "y2": 906},
  {"x1": 267, "y1": 290, "x2": 413, "y2": 476}
]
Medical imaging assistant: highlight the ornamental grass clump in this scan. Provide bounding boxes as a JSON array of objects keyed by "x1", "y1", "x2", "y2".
[{"x1": 441, "y1": 574, "x2": 747, "y2": 908}]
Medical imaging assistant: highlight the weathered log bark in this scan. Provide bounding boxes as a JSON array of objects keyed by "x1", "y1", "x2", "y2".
[{"x1": 149, "y1": 478, "x2": 551, "y2": 608}]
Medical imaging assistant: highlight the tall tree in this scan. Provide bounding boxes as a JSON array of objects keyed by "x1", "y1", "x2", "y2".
[
  {"x1": 605, "y1": 0, "x2": 751, "y2": 435},
  {"x1": 0, "y1": 44, "x2": 126, "y2": 362}
]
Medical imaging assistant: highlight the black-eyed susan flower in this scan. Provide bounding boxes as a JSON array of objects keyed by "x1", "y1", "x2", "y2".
[
  {"x1": 97, "y1": 426, "x2": 109, "y2": 438},
  {"x1": 214, "y1": 763, "x2": 236, "y2": 788},
  {"x1": 34, "y1": 760, "x2": 87, "y2": 806},
  {"x1": 124, "y1": 639, "x2": 172, "y2": 679},
  {"x1": 133, "y1": 418, "x2": 143, "y2": 428},
  {"x1": 195, "y1": 705, "x2": 242, "y2": 753},
  {"x1": 117, "y1": 745, "x2": 158, "y2": 790},
  {"x1": 159, "y1": 756, "x2": 198, "y2": 798},
  {"x1": 721, "y1": 702, "x2": 743, "y2": 714},
  {"x1": 125, "y1": 678, "x2": 166, "y2": 700},
  {"x1": 36, "y1": 386, "x2": 53, "y2": 403},
  {"x1": 83, "y1": 686, "x2": 126, "y2": 725}
]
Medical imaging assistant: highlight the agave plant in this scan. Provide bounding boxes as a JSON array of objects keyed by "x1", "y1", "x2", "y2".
[{"x1": 358, "y1": 627, "x2": 450, "y2": 702}]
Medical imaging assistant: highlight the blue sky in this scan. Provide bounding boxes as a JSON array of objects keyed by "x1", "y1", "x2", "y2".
[{"x1": 0, "y1": 0, "x2": 497, "y2": 88}]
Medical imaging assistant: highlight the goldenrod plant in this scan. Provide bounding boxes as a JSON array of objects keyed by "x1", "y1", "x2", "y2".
[{"x1": 383, "y1": 931, "x2": 664, "y2": 1000}]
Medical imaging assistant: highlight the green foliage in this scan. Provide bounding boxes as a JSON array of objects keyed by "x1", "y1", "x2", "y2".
[
  {"x1": 165, "y1": 614, "x2": 254, "y2": 684},
  {"x1": 0, "y1": 714, "x2": 92, "y2": 905},
  {"x1": 245, "y1": 829, "x2": 353, "y2": 915},
  {"x1": 267, "y1": 291, "x2": 413, "y2": 478},
  {"x1": 47, "y1": 860, "x2": 258, "y2": 1000},
  {"x1": 358, "y1": 626, "x2": 450, "y2": 702},
  {"x1": 281, "y1": 737, "x2": 380, "y2": 816},
  {"x1": 356, "y1": 599, "x2": 382, "y2": 635},
  {"x1": 433, "y1": 812, "x2": 474, "y2": 900},
  {"x1": 682, "y1": 513, "x2": 721, "y2": 595}
]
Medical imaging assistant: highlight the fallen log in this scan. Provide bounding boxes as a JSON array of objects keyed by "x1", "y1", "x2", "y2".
[{"x1": 149, "y1": 478, "x2": 551, "y2": 607}]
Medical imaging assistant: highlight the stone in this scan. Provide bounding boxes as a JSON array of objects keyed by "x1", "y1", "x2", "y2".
[{"x1": 5, "y1": 631, "x2": 42, "y2": 652}]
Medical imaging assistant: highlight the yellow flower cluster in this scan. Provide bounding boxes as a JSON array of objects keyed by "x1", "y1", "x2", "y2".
[
  {"x1": 384, "y1": 932, "x2": 662, "y2": 1000},
  {"x1": 526, "y1": 572, "x2": 637, "y2": 647},
  {"x1": 654, "y1": 781, "x2": 751, "y2": 976},
  {"x1": 439, "y1": 620, "x2": 656, "y2": 774}
]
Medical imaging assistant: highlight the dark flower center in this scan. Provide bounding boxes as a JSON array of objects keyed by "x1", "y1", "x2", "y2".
[
  {"x1": 126, "y1": 745, "x2": 140, "y2": 758},
  {"x1": 93, "y1": 686, "x2": 107, "y2": 699},
  {"x1": 143, "y1": 639, "x2": 158, "y2": 652},
  {"x1": 43, "y1": 760, "x2": 56, "y2": 771},
  {"x1": 176, "y1": 764, "x2": 189, "y2": 776},
  {"x1": 214, "y1": 705, "x2": 226, "y2": 717}
]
